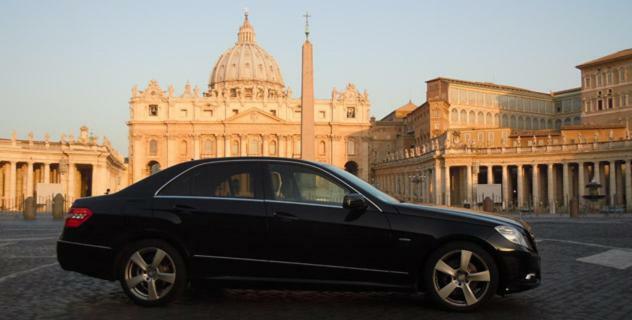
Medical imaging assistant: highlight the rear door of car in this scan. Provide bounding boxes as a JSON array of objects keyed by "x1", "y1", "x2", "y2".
[
  {"x1": 263, "y1": 161, "x2": 405, "y2": 286},
  {"x1": 153, "y1": 161, "x2": 269, "y2": 278}
]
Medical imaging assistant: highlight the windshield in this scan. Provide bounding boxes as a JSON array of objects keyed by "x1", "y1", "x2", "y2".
[{"x1": 323, "y1": 164, "x2": 400, "y2": 204}]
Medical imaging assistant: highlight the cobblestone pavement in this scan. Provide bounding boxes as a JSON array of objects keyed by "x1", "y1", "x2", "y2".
[{"x1": 1, "y1": 214, "x2": 631, "y2": 320}]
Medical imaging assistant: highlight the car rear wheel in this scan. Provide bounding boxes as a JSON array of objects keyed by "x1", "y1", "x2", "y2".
[
  {"x1": 423, "y1": 241, "x2": 498, "y2": 311},
  {"x1": 119, "y1": 240, "x2": 187, "y2": 306}
]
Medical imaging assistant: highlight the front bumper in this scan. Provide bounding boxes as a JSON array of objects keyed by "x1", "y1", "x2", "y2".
[
  {"x1": 57, "y1": 240, "x2": 116, "y2": 281},
  {"x1": 496, "y1": 248, "x2": 541, "y2": 294}
]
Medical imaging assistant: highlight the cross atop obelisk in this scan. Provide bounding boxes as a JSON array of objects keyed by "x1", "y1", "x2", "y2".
[
  {"x1": 303, "y1": 11, "x2": 311, "y2": 39},
  {"x1": 300, "y1": 12, "x2": 315, "y2": 161}
]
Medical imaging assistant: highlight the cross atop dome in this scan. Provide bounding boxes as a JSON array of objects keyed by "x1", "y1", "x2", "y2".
[{"x1": 237, "y1": 11, "x2": 256, "y2": 44}]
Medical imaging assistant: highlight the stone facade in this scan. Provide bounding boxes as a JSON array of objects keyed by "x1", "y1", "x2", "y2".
[
  {"x1": 370, "y1": 49, "x2": 632, "y2": 213},
  {"x1": 0, "y1": 126, "x2": 127, "y2": 210},
  {"x1": 128, "y1": 15, "x2": 371, "y2": 183}
]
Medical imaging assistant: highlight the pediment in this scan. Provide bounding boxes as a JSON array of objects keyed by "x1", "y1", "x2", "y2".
[{"x1": 225, "y1": 107, "x2": 285, "y2": 124}]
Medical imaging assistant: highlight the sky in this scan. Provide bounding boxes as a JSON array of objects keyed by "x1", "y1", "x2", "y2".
[{"x1": 1, "y1": 0, "x2": 631, "y2": 155}]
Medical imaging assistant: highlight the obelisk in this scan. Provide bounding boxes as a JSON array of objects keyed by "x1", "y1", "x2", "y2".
[{"x1": 300, "y1": 12, "x2": 315, "y2": 161}]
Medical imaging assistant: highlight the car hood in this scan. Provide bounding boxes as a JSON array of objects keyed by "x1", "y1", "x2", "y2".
[{"x1": 393, "y1": 202, "x2": 528, "y2": 230}]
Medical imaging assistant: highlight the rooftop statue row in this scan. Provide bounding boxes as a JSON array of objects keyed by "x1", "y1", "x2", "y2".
[{"x1": 131, "y1": 80, "x2": 369, "y2": 104}]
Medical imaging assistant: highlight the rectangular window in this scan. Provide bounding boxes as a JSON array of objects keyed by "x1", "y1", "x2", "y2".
[
  {"x1": 608, "y1": 98, "x2": 613, "y2": 109},
  {"x1": 598, "y1": 100, "x2": 603, "y2": 110},
  {"x1": 270, "y1": 109, "x2": 277, "y2": 116},
  {"x1": 148, "y1": 105, "x2": 158, "y2": 116},
  {"x1": 319, "y1": 111, "x2": 326, "y2": 119},
  {"x1": 346, "y1": 107, "x2": 356, "y2": 118}
]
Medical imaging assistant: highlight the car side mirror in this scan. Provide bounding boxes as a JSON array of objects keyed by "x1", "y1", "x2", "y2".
[{"x1": 343, "y1": 193, "x2": 368, "y2": 211}]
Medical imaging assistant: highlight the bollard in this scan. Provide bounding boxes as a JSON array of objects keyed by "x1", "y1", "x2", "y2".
[
  {"x1": 23, "y1": 196, "x2": 36, "y2": 220},
  {"x1": 52, "y1": 194, "x2": 65, "y2": 220}
]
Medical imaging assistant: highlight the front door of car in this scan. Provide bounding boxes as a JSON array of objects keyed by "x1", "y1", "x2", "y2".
[
  {"x1": 263, "y1": 162, "x2": 402, "y2": 285},
  {"x1": 153, "y1": 161, "x2": 269, "y2": 278}
]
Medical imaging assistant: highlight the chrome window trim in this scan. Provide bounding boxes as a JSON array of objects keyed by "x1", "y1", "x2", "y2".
[
  {"x1": 57, "y1": 240, "x2": 112, "y2": 250},
  {"x1": 152, "y1": 158, "x2": 383, "y2": 212},
  {"x1": 265, "y1": 199, "x2": 342, "y2": 209},
  {"x1": 192, "y1": 254, "x2": 408, "y2": 275},
  {"x1": 154, "y1": 195, "x2": 264, "y2": 203}
]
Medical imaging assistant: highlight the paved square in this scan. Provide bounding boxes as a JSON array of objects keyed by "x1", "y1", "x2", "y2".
[
  {"x1": 577, "y1": 249, "x2": 632, "y2": 270},
  {"x1": 1, "y1": 214, "x2": 632, "y2": 320}
]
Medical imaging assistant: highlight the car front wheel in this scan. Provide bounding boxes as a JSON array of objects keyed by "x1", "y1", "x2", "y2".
[
  {"x1": 424, "y1": 241, "x2": 498, "y2": 311},
  {"x1": 119, "y1": 240, "x2": 187, "y2": 306}
]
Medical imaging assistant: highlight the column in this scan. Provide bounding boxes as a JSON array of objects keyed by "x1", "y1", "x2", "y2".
[
  {"x1": 502, "y1": 165, "x2": 509, "y2": 209},
  {"x1": 44, "y1": 163, "x2": 50, "y2": 184},
  {"x1": 563, "y1": 162, "x2": 570, "y2": 211},
  {"x1": 532, "y1": 165, "x2": 540, "y2": 210},
  {"x1": 517, "y1": 164, "x2": 524, "y2": 208},
  {"x1": 593, "y1": 162, "x2": 601, "y2": 184},
  {"x1": 578, "y1": 162, "x2": 585, "y2": 206},
  {"x1": 240, "y1": 135, "x2": 247, "y2": 156},
  {"x1": 217, "y1": 135, "x2": 225, "y2": 157},
  {"x1": 548, "y1": 163, "x2": 556, "y2": 214},
  {"x1": 26, "y1": 162, "x2": 34, "y2": 199},
  {"x1": 487, "y1": 165, "x2": 494, "y2": 184},
  {"x1": 625, "y1": 160, "x2": 632, "y2": 212},
  {"x1": 224, "y1": 135, "x2": 231, "y2": 156},
  {"x1": 279, "y1": 135, "x2": 286, "y2": 158},
  {"x1": 193, "y1": 135, "x2": 200, "y2": 160},
  {"x1": 262, "y1": 135, "x2": 268, "y2": 156},
  {"x1": 444, "y1": 166, "x2": 451, "y2": 206},
  {"x1": 434, "y1": 163, "x2": 442, "y2": 205},
  {"x1": 466, "y1": 165, "x2": 472, "y2": 205},
  {"x1": 67, "y1": 163, "x2": 75, "y2": 202},
  {"x1": 609, "y1": 160, "x2": 617, "y2": 206},
  {"x1": 9, "y1": 162, "x2": 16, "y2": 210}
]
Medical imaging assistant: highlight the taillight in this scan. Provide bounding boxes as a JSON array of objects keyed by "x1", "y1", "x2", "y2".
[{"x1": 65, "y1": 207, "x2": 93, "y2": 228}]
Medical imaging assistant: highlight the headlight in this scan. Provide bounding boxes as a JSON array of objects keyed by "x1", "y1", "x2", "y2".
[{"x1": 495, "y1": 225, "x2": 529, "y2": 248}]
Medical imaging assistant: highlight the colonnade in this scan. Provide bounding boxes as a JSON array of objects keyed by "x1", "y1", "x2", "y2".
[{"x1": 374, "y1": 159, "x2": 632, "y2": 213}]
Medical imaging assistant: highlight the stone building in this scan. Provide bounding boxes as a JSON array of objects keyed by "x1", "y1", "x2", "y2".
[
  {"x1": 0, "y1": 126, "x2": 127, "y2": 210},
  {"x1": 370, "y1": 49, "x2": 632, "y2": 213},
  {"x1": 127, "y1": 14, "x2": 372, "y2": 183}
]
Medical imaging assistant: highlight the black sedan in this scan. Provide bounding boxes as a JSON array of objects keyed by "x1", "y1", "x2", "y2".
[{"x1": 57, "y1": 157, "x2": 540, "y2": 311}]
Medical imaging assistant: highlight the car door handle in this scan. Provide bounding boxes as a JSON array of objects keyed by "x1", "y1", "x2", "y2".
[
  {"x1": 273, "y1": 211, "x2": 299, "y2": 221},
  {"x1": 173, "y1": 204, "x2": 196, "y2": 212}
]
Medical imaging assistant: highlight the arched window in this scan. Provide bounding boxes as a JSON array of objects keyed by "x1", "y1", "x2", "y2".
[
  {"x1": 502, "y1": 114, "x2": 508, "y2": 127},
  {"x1": 148, "y1": 139, "x2": 158, "y2": 156},
  {"x1": 248, "y1": 137, "x2": 261, "y2": 155},
  {"x1": 494, "y1": 113, "x2": 500, "y2": 127},
  {"x1": 555, "y1": 119, "x2": 562, "y2": 129},
  {"x1": 526, "y1": 117, "x2": 532, "y2": 130},
  {"x1": 347, "y1": 139, "x2": 356, "y2": 155},
  {"x1": 477, "y1": 112, "x2": 484, "y2": 125},
  {"x1": 540, "y1": 118, "x2": 545, "y2": 129},
  {"x1": 344, "y1": 161, "x2": 359, "y2": 175},
  {"x1": 486, "y1": 112, "x2": 492, "y2": 126},
  {"x1": 231, "y1": 140, "x2": 240, "y2": 156},
  {"x1": 510, "y1": 115, "x2": 517, "y2": 128},
  {"x1": 179, "y1": 140, "x2": 187, "y2": 157},
  {"x1": 318, "y1": 140, "x2": 326, "y2": 155},
  {"x1": 202, "y1": 138, "x2": 215, "y2": 157},
  {"x1": 147, "y1": 161, "x2": 161, "y2": 176},
  {"x1": 468, "y1": 111, "x2": 475, "y2": 124},
  {"x1": 460, "y1": 110, "x2": 467, "y2": 123},
  {"x1": 451, "y1": 109, "x2": 458, "y2": 123},
  {"x1": 269, "y1": 140, "x2": 277, "y2": 155},
  {"x1": 548, "y1": 119, "x2": 553, "y2": 129}
]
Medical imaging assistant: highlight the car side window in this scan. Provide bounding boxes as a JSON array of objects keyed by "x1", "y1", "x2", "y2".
[
  {"x1": 267, "y1": 163, "x2": 350, "y2": 206},
  {"x1": 159, "y1": 163, "x2": 259, "y2": 199}
]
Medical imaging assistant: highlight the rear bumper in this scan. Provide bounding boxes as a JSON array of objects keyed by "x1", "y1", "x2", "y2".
[
  {"x1": 496, "y1": 248, "x2": 541, "y2": 294},
  {"x1": 56, "y1": 240, "x2": 117, "y2": 281}
]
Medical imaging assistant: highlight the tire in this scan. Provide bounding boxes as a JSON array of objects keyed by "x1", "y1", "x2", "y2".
[
  {"x1": 423, "y1": 241, "x2": 499, "y2": 311},
  {"x1": 119, "y1": 239, "x2": 187, "y2": 306}
]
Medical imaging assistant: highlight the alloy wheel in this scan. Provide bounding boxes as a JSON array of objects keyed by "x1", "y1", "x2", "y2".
[
  {"x1": 432, "y1": 249, "x2": 491, "y2": 307},
  {"x1": 124, "y1": 247, "x2": 177, "y2": 301}
]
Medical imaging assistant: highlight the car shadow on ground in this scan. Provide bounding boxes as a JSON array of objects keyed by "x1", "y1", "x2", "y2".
[{"x1": 67, "y1": 285, "x2": 542, "y2": 320}]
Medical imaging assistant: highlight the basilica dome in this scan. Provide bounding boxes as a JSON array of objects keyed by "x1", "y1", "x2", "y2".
[{"x1": 209, "y1": 15, "x2": 285, "y2": 94}]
